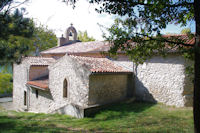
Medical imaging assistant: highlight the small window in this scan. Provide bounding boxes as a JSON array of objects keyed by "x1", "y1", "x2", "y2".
[
  {"x1": 36, "y1": 90, "x2": 38, "y2": 98},
  {"x1": 24, "y1": 91, "x2": 27, "y2": 106},
  {"x1": 63, "y1": 79, "x2": 68, "y2": 97}
]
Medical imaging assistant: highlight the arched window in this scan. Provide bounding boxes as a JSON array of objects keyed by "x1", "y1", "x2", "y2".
[{"x1": 63, "y1": 79, "x2": 68, "y2": 98}]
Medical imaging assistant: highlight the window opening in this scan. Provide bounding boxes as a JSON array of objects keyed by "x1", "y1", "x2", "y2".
[
  {"x1": 63, "y1": 79, "x2": 68, "y2": 97},
  {"x1": 24, "y1": 91, "x2": 27, "y2": 106},
  {"x1": 36, "y1": 90, "x2": 38, "y2": 98}
]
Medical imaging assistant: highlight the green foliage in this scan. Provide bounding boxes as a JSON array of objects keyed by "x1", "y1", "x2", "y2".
[
  {"x1": 28, "y1": 24, "x2": 57, "y2": 56},
  {"x1": 0, "y1": 4, "x2": 56, "y2": 93},
  {"x1": 0, "y1": 8, "x2": 34, "y2": 41},
  {"x1": 0, "y1": 35, "x2": 31, "y2": 63},
  {"x1": 0, "y1": 0, "x2": 56, "y2": 61},
  {"x1": 67, "y1": 0, "x2": 194, "y2": 63},
  {"x1": 0, "y1": 73, "x2": 12, "y2": 94},
  {"x1": 0, "y1": 102, "x2": 193, "y2": 132},
  {"x1": 181, "y1": 28, "x2": 192, "y2": 34},
  {"x1": 67, "y1": 0, "x2": 194, "y2": 28},
  {"x1": 0, "y1": 63, "x2": 12, "y2": 73},
  {"x1": 0, "y1": 63, "x2": 13, "y2": 94},
  {"x1": 104, "y1": 18, "x2": 194, "y2": 65},
  {"x1": 0, "y1": 14, "x2": 57, "y2": 62},
  {"x1": 0, "y1": 0, "x2": 35, "y2": 63},
  {"x1": 78, "y1": 30, "x2": 95, "y2": 42}
]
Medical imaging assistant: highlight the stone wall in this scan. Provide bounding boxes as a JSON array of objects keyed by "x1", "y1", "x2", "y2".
[
  {"x1": 133, "y1": 55, "x2": 193, "y2": 107},
  {"x1": 13, "y1": 59, "x2": 54, "y2": 112},
  {"x1": 28, "y1": 88, "x2": 53, "y2": 113},
  {"x1": 54, "y1": 104, "x2": 84, "y2": 118},
  {"x1": 88, "y1": 74, "x2": 134, "y2": 105},
  {"x1": 48, "y1": 55, "x2": 91, "y2": 111},
  {"x1": 13, "y1": 55, "x2": 92, "y2": 116},
  {"x1": 13, "y1": 62, "x2": 28, "y2": 111}
]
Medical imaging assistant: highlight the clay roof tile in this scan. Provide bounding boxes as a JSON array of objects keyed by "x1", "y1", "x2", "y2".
[
  {"x1": 70, "y1": 55, "x2": 132, "y2": 73},
  {"x1": 40, "y1": 41, "x2": 110, "y2": 54}
]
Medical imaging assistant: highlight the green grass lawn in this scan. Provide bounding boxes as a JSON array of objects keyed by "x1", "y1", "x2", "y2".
[{"x1": 0, "y1": 102, "x2": 193, "y2": 133}]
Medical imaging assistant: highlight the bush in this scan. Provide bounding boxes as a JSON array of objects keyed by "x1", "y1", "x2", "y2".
[{"x1": 0, "y1": 73, "x2": 12, "y2": 94}]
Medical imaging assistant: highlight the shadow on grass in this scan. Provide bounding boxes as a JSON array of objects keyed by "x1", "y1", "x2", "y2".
[
  {"x1": 0, "y1": 115, "x2": 70, "y2": 133},
  {"x1": 0, "y1": 102, "x2": 156, "y2": 132},
  {"x1": 85, "y1": 101, "x2": 156, "y2": 120}
]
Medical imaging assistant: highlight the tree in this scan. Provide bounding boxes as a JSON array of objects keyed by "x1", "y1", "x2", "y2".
[
  {"x1": 0, "y1": 72, "x2": 12, "y2": 95},
  {"x1": 29, "y1": 24, "x2": 57, "y2": 56},
  {"x1": 65, "y1": 0, "x2": 199, "y2": 132},
  {"x1": 0, "y1": 0, "x2": 34, "y2": 63},
  {"x1": 78, "y1": 30, "x2": 95, "y2": 42}
]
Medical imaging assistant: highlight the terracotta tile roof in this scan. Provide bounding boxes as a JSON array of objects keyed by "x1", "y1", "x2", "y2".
[
  {"x1": 41, "y1": 34, "x2": 195, "y2": 56},
  {"x1": 41, "y1": 41, "x2": 111, "y2": 54},
  {"x1": 27, "y1": 75, "x2": 49, "y2": 90},
  {"x1": 25, "y1": 57, "x2": 56, "y2": 66},
  {"x1": 162, "y1": 34, "x2": 195, "y2": 45},
  {"x1": 27, "y1": 80, "x2": 49, "y2": 90},
  {"x1": 87, "y1": 43, "x2": 111, "y2": 52},
  {"x1": 122, "y1": 34, "x2": 195, "y2": 53},
  {"x1": 70, "y1": 55, "x2": 132, "y2": 73}
]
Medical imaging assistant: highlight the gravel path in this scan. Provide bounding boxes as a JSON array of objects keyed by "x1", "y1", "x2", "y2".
[
  {"x1": 0, "y1": 97, "x2": 12, "y2": 103},
  {"x1": 0, "y1": 97, "x2": 14, "y2": 110}
]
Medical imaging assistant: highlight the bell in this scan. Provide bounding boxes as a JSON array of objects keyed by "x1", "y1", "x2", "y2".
[{"x1": 69, "y1": 32, "x2": 72, "y2": 36}]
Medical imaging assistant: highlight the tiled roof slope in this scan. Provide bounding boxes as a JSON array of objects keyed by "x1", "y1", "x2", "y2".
[
  {"x1": 25, "y1": 57, "x2": 56, "y2": 66},
  {"x1": 162, "y1": 34, "x2": 195, "y2": 45},
  {"x1": 27, "y1": 75, "x2": 49, "y2": 90},
  {"x1": 70, "y1": 55, "x2": 132, "y2": 73},
  {"x1": 27, "y1": 80, "x2": 49, "y2": 90},
  {"x1": 41, "y1": 41, "x2": 110, "y2": 54},
  {"x1": 40, "y1": 35, "x2": 195, "y2": 55}
]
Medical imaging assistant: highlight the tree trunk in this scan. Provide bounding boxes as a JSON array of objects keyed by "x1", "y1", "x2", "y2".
[{"x1": 194, "y1": 0, "x2": 200, "y2": 132}]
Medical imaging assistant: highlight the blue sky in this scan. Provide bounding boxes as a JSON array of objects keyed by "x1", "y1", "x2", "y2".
[
  {"x1": 21, "y1": 0, "x2": 195, "y2": 40},
  {"x1": 162, "y1": 22, "x2": 195, "y2": 34}
]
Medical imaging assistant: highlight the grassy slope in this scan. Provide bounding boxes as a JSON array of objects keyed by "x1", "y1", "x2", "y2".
[{"x1": 0, "y1": 102, "x2": 193, "y2": 133}]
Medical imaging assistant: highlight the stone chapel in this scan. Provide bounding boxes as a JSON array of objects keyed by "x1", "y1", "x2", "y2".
[{"x1": 13, "y1": 25, "x2": 193, "y2": 118}]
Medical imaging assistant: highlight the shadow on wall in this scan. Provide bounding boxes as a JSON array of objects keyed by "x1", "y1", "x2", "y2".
[
  {"x1": 183, "y1": 65, "x2": 194, "y2": 107},
  {"x1": 31, "y1": 88, "x2": 54, "y2": 101},
  {"x1": 133, "y1": 65, "x2": 157, "y2": 103}
]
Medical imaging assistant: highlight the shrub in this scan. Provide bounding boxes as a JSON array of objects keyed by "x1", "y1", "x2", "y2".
[{"x1": 0, "y1": 73, "x2": 13, "y2": 94}]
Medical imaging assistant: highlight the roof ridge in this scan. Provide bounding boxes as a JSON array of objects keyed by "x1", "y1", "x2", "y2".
[
  {"x1": 69, "y1": 55, "x2": 132, "y2": 73},
  {"x1": 162, "y1": 34, "x2": 194, "y2": 36},
  {"x1": 40, "y1": 46, "x2": 60, "y2": 53},
  {"x1": 69, "y1": 55, "x2": 107, "y2": 59},
  {"x1": 26, "y1": 56, "x2": 55, "y2": 59},
  {"x1": 40, "y1": 41, "x2": 108, "y2": 54}
]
